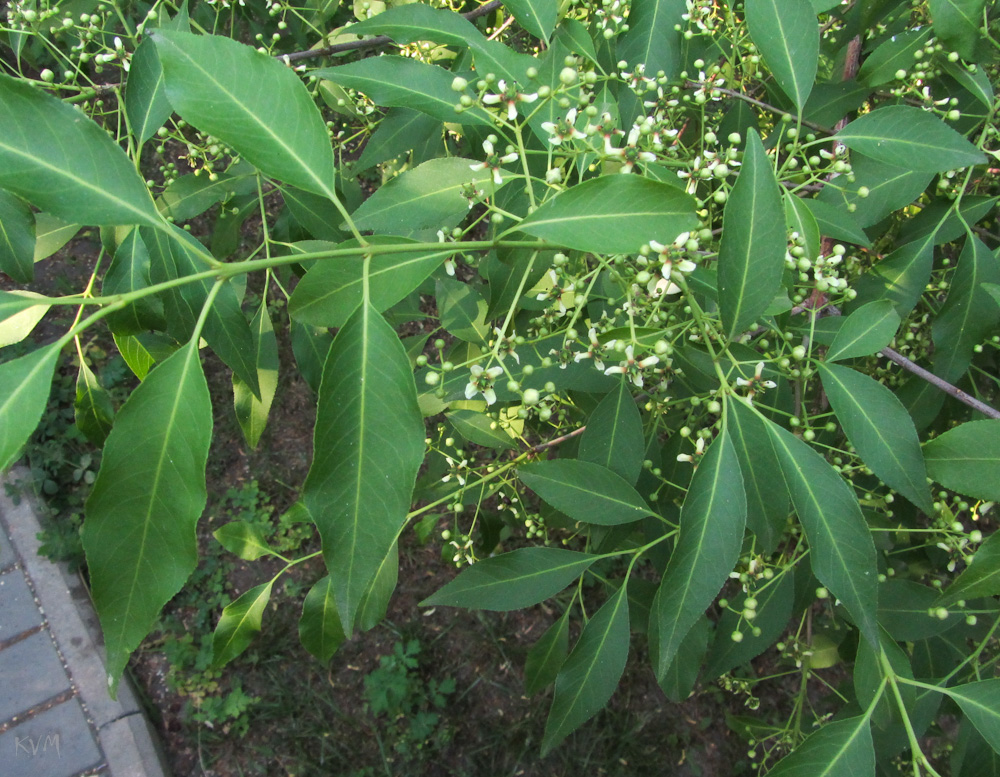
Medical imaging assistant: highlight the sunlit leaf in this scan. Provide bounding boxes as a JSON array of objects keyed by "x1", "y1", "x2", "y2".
[
  {"x1": 0, "y1": 344, "x2": 60, "y2": 470},
  {"x1": 766, "y1": 716, "x2": 875, "y2": 777},
  {"x1": 212, "y1": 582, "x2": 273, "y2": 668},
  {"x1": 0, "y1": 291, "x2": 49, "y2": 350},
  {"x1": 213, "y1": 521, "x2": 274, "y2": 561},
  {"x1": 519, "y1": 459, "x2": 654, "y2": 525},
  {"x1": 924, "y1": 420, "x2": 1000, "y2": 502},
  {"x1": 74, "y1": 360, "x2": 114, "y2": 447},
  {"x1": 124, "y1": 36, "x2": 171, "y2": 145},
  {"x1": 234, "y1": 301, "x2": 279, "y2": 449},
  {"x1": 0, "y1": 189, "x2": 34, "y2": 283},
  {"x1": 578, "y1": 379, "x2": 645, "y2": 485},
  {"x1": 299, "y1": 575, "x2": 347, "y2": 662},
  {"x1": 745, "y1": 0, "x2": 819, "y2": 111}
]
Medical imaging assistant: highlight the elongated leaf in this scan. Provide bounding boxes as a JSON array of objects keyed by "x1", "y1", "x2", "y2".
[
  {"x1": 290, "y1": 321, "x2": 332, "y2": 393},
  {"x1": 578, "y1": 380, "x2": 645, "y2": 485},
  {"x1": 525, "y1": 608, "x2": 571, "y2": 695},
  {"x1": 103, "y1": 228, "x2": 166, "y2": 335},
  {"x1": 726, "y1": 390, "x2": 788, "y2": 553},
  {"x1": 282, "y1": 186, "x2": 349, "y2": 242},
  {"x1": 299, "y1": 575, "x2": 347, "y2": 661},
  {"x1": 949, "y1": 680, "x2": 1000, "y2": 754},
  {"x1": 315, "y1": 57, "x2": 491, "y2": 126},
  {"x1": 303, "y1": 301, "x2": 423, "y2": 633},
  {"x1": 837, "y1": 106, "x2": 986, "y2": 172},
  {"x1": 356, "y1": 543, "x2": 398, "y2": 632},
  {"x1": 351, "y1": 157, "x2": 498, "y2": 235},
  {"x1": 437, "y1": 276, "x2": 488, "y2": 343},
  {"x1": 925, "y1": 420, "x2": 1000, "y2": 502},
  {"x1": 514, "y1": 175, "x2": 699, "y2": 255},
  {"x1": 757, "y1": 402, "x2": 879, "y2": 648},
  {"x1": 347, "y1": 3, "x2": 482, "y2": 47},
  {"x1": 654, "y1": 428, "x2": 746, "y2": 678},
  {"x1": 616, "y1": 0, "x2": 686, "y2": 80},
  {"x1": 212, "y1": 581, "x2": 273, "y2": 668},
  {"x1": 850, "y1": 235, "x2": 936, "y2": 316},
  {"x1": 422, "y1": 548, "x2": 598, "y2": 610},
  {"x1": 83, "y1": 340, "x2": 212, "y2": 696},
  {"x1": 448, "y1": 409, "x2": 518, "y2": 451},
  {"x1": 0, "y1": 292, "x2": 49, "y2": 350},
  {"x1": 818, "y1": 363, "x2": 933, "y2": 513},
  {"x1": 213, "y1": 521, "x2": 273, "y2": 561},
  {"x1": 0, "y1": 344, "x2": 60, "y2": 470},
  {"x1": 0, "y1": 188, "x2": 34, "y2": 283},
  {"x1": 828, "y1": 302, "x2": 900, "y2": 362},
  {"x1": 124, "y1": 36, "x2": 171, "y2": 144},
  {"x1": 718, "y1": 129, "x2": 786, "y2": 338},
  {"x1": 932, "y1": 235, "x2": 1000, "y2": 382},
  {"x1": 878, "y1": 579, "x2": 962, "y2": 640},
  {"x1": 74, "y1": 360, "x2": 114, "y2": 447},
  {"x1": 929, "y1": 0, "x2": 986, "y2": 60},
  {"x1": 542, "y1": 585, "x2": 630, "y2": 755},
  {"x1": 857, "y1": 27, "x2": 933, "y2": 87},
  {"x1": 151, "y1": 31, "x2": 339, "y2": 198},
  {"x1": 290, "y1": 237, "x2": 450, "y2": 327},
  {"x1": 803, "y1": 198, "x2": 872, "y2": 247},
  {"x1": 940, "y1": 530, "x2": 1000, "y2": 605},
  {"x1": 745, "y1": 0, "x2": 819, "y2": 111},
  {"x1": 234, "y1": 301, "x2": 278, "y2": 449},
  {"x1": 356, "y1": 108, "x2": 441, "y2": 172},
  {"x1": 504, "y1": 0, "x2": 557, "y2": 41},
  {"x1": 767, "y1": 716, "x2": 875, "y2": 777},
  {"x1": 900, "y1": 195, "x2": 996, "y2": 246},
  {"x1": 0, "y1": 74, "x2": 160, "y2": 227},
  {"x1": 657, "y1": 615, "x2": 710, "y2": 702},
  {"x1": 942, "y1": 61, "x2": 994, "y2": 108},
  {"x1": 785, "y1": 193, "x2": 821, "y2": 261},
  {"x1": 816, "y1": 152, "x2": 934, "y2": 229},
  {"x1": 519, "y1": 459, "x2": 654, "y2": 525},
  {"x1": 32, "y1": 213, "x2": 79, "y2": 262},
  {"x1": 157, "y1": 171, "x2": 255, "y2": 222}
]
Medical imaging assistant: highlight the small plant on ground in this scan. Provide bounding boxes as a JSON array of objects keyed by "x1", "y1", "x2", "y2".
[{"x1": 3, "y1": 0, "x2": 1000, "y2": 774}]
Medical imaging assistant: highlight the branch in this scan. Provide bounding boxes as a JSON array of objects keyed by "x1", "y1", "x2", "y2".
[
  {"x1": 879, "y1": 347, "x2": 1000, "y2": 420},
  {"x1": 685, "y1": 82, "x2": 835, "y2": 136},
  {"x1": 283, "y1": 0, "x2": 504, "y2": 63}
]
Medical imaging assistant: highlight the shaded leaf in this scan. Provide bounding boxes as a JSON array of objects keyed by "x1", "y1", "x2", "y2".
[
  {"x1": 514, "y1": 175, "x2": 699, "y2": 255},
  {"x1": 940, "y1": 530, "x2": 1000, "y2": 606},
  {"x1": 925, "y1": 419, "x2": 1000, "y2": 502},
  {"x1": 448, "y1": 409, "x2": 518, "y2": 451},
  {"x1": 303, "y1": 302, "x2": 424, "y2": 633},
  {"x1": 857, "y1": 27, "x2": 933, "y2": 87},
  {"x1": 74, "y1": 360, "x2": 114, "y2": 447},
  {"x1": 504, "y1": 0, "x2": 557, "y2": 41},
  {"x1": 124, "y1": 37, "x2": 171, "y2": 145},
  {"x1": 422, "y1": 548, "x2": 598, "y2": 610},
  {"x1": 519, "y1": 459, "x2": 654, "y2": 525},
  {"x1": 290, "y1": 321, "x2": 332, "y2": 393},
  {"x1": 949, "y1": 680, "x2": 1000, "y2": 754},
  {"x1": 103, "y1": 228, "x2": 166, "y2": 335},
  {"x1": 0, "y1": 189, "x2": 34, "y2": 283},
  {"x1": 827, "y1": 300, "x2": 900, "y2": 361},
  {"x1": 213, "y1": 521, "x2": 273, "y2": 561},
  {"x1": 542, "y1": 585, "x2": 630, "y2": 754},
  {"x1": 878, "y1": 579, "x2": 962, "y2": 640},
  {"x1": 0, "y1": 344, "x2": 60, "y2": 470},
  {"x1": 525, "y1": 608, "x2": 571, "y2": 695},
  {"x1": 745, "y1": 0, "x2": 819, "y2": 111},
  {"x1": 849, "y1": 236, "x2": 936, "y2": 317},
  {"x1": 766, "y1": 716, "x2": 875, "y2": 777},
  {"x1": 234, "y1": 301, "x2": 279, "y2": 449},
  {"x1": 578, "y1": 379, "x2": 645, "y2": 485},
  {"x1": 83, "y1": 340, "x2": 212, "y2": 696},
  {"x1": 616, "y1": 0, "x2": 687, "y2": 80},
  {"x1": 929, "y1": 0, "x2": 986, "y2": 60},
  {"x1": 718, "y1": 128, "x2": 786, "y2": 338},
  {"x1": 657, "y1": 615, "x2": 710, "y2": 702},
  {"x1": 356, "y1": 108, "x2": 441, "y2": 172},
  {"x1": 212, "y1": 582, "x2": 273, "y2": 668},
  {"x1": 299, "y1": 575, "x2": 347, "y2": 662}
]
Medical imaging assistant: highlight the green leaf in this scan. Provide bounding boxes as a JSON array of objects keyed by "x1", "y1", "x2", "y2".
[
  {"x1": 150, "y1": 31, "x2": 339, "y2": 199},
  {"x1": 124, "y1": 37, "x2": 171, "y2": 145},
  {"x1": 924, "y1": 420, "x2": 1000, "y2": 502},
  {"x1": 437, "y1": 276, "x2": 488, "y2": 343},
  {"x1": 657, "y1": 615, "x2": 710, "y2": 702},
  {"x1": 616, "y1": 0, "x2": 687, "y2": 80},
  {"x1": 785, "y1": 193, "x2": 821, "y2": 262},
  {"x1": 234, "y1": 301, "x2": 278, "y2": 449},
  {"x1": 761, "y1": 406, "x2": 879, "y2": 648},
  {"x1": 157, "y1": 171, "x2": 255, "y2": 222},
  {"x1": 421, "y1": 548, "x2": 598, "y2": 610},
  {"x1": 932, "y1": 235, "x2": 1000, "y2": 382},
  {"x1": 878, "y1": 579, "x2": 962, "y2": 640},
  {"x1": 942, "y1": 60, "x2": 994, "y2": 108},
  {"x1": 355, "y1": 108, "x2": 441, "y2": 172},
  {"x1": 103, "y1": 229, "x2": 166, "y2": 335},
  {"x1": 718, "y1": 128, "x2": 786, "y2": 338},
  {"x1": 726, "y1": 386, "x2": 788, "y2": 553},
  {"x1": 114, "y1": 332, "x2": 178, "y2": 381},
  {"x1": 290, "y1": 321, "x2": 332, "y2": 393},
  {"x1": 765, "y1": 716, "x2": 874, "y2": 777},
  {"x1": 899, "y1": 195, "x2": 996, "y2": 245},
  {"x1": 0, "y1": 344, "x2": 60, "y2": 470},
  {"x1": 542, "y1": 585, "x2": 630, "y2": 755},
  {"x1": 504, "y1": 0, "x2": 557, "y2": 41},
  {"x1": 857, "y1": 27, "x2": 933, "y2": 87},
  {"x1": 802, "y1": 198, "x2": 872, "y2": 247},
  {"x1": 524, "y1": 608, "x2": 571, "y2": 695},
  {"x1": 837, "y1": 106, "x2": 986, "y2": 172},
  {"x1": 281, "y1": 186, "x2": 350, "y2": 243},
  {"x1": 849, "y1": 236, "x2": 936, "y2": 317},
  {"x1": 447, "y1": 409, "x2": 518, "y2": 451},
  {"x1": 356, "y1": 544, "x2": 398, "y2": 632},
  {"x1": 939, "y1": 530, "x2": 1000, "y2": 605},
  {"x1": 213, "y1": 521, "x2": 274, "y2": 561},
  {"x1": 289, "y1": 237, "x2": 450, "y2": 327},
  {"x1": 350, "y1": 157, "x2": 499, "y2": 235},
  {"x1": 928, "y1": 0, "x2": 986, "y2": 60},
  {"x1": 0, "y1": 189, "x2": 34, "y2": 283},
  {"x1": 948, "y1": 680, "x2": 1000, "y2": 754},
  {"x1": 212, "y1": 581, "x2": 273, "y2": 668},
  {"x1": 0, "y1": 74, "x2": 160, "y2": 228},
  {"x1": 33, "y1": 213, "x2": 79, "y2": 262},
  {"x1": 347, "y1": 3, "x2": 481, "y2": 47},
  {"x1": 578, "y1": 379, "x2": 645, "y2": 485},
  {"x1": 315, "y1": 57, "x2": 492, "y2": 126},
  {"x1": 518, "y1": 459, "x2": 654, "y2": 525},
  {"x1": 0, "y1": 292, "x2": 49, "y2": 350},
  {"x1": 827, "y1": 300, "x2": 900, "y2": 362},
  {"x1": 745, "y1": 0, "x2": 819, "y2": 111},
  {"x1": 818, "y1": 363, "x2": 933, "y2": 513},
  {"x1": 74, "y1": 361, "x2": 114, "y2": 447},
  {"x1": 816, "y1": 153, "x2": 934, "y2": 229},
  {"x1": 653, "y1": 428, "x2": 746, "y2": 678},
  {"x1": 514, "y1": 175, "x2": 699, "y2": 255},
  {"x1": 83, "y1": 340, "x2": 212, "y2": 696},
  {"x1": 299, "y1": 575, "x2": 347, "y2": 662},
  {"x1": 303, "y1": 302, "x2": 424, "y2": 633}
]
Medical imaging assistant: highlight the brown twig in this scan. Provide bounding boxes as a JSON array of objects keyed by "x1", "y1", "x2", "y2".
[
  {"x1": 530, "y1": 425, "x2": 586, "y2": 453},
  {"x1": 684, "y1": 81, "x2": 836, "y2": 136},
  {"x1": 879, "y1": 347, "x2": 1000, "y2": 419}
]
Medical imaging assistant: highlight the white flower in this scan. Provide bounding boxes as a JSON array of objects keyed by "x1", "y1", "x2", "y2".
[
  {"x1": 736, "y1": 362, "x2": 776, "y2": 404},
  {"x1": 482, "y1": 79, "x2": 538, "y2": 121},
  {"x1": 604, "y1": 345, "x2": 659, "y2": 388},
  {"x1": 605, "y1": 125, "x2": 658, "y2": 173},
  {"x1": 540, "y1": 108, "x2": 587, "y2": 146},
  {"x1": 574, "y1": 328, "x2": 613, "y2": 371},
  {"x1": 465, "y1": 364, "x2": 504, "y2": 405},
  {"x1": 677, "y1": 436, "x2": 706, "y2": 465},
  {"x1": 469, "y1": 138, "x2": 518, "y2": 186},
  {"x1": 648, "y1": 234, "x2": 697, "y2": 295}
]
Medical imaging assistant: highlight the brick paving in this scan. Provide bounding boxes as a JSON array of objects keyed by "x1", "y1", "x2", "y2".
[{"x1": 0, "y1": 471, "x2": 170, "y2": 777}]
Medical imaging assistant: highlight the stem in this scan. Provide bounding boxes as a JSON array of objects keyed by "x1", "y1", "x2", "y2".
[{"x1": 880, "y1": 347, "x2": 1000, "y2": 419}]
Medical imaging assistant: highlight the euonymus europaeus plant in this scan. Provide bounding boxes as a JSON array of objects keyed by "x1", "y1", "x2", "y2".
[{"x1": 3, "y1": 0, "x2": 1000, "y2": 770}]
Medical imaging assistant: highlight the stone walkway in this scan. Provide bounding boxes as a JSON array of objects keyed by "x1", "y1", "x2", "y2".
[{"x1": 0, "y1": 469, "x2": 171, "y2": 777}]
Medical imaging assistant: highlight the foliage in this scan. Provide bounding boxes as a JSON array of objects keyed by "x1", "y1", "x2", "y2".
[{"x1": 2, "y1": 0, "x2": 1000, "y2": 773}]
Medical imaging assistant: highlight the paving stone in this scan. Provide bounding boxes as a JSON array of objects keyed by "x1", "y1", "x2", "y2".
[
  {"x1": 0, "y1": 630, "x2": 72, "y2": 724},
  {"x1": 0, "y1": 524, "x2": 13, "y2": 570},
  {"x1": 0, "y1": 699, "x2": 103, "y2": 777},
  {"x1": 0, "y1": 570, "x2": 42, "y2": 642}
]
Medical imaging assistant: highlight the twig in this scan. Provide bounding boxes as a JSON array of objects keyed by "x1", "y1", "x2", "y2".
[
  {"x1": 684, "y1": 81, "x2": 835, "y2": 136},
  {"x1": 283, "y1": 0, "x2": 503, "y2": 63},
  {"x1": 530, "y1": 425, "x2": 586, "y2": 452},
  {"x1": 879, "y1": 347, "x2": 1000, "y2": 419}
]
